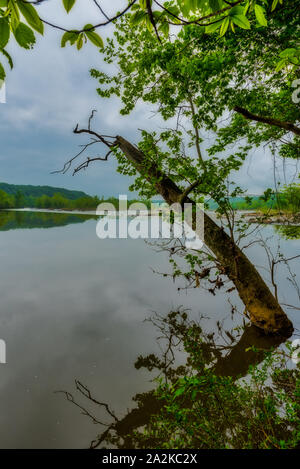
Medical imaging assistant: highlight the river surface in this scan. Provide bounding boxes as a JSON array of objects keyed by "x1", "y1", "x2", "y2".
[{"x1": 0, "y1": 210, "x2": 299, "y2": 448}]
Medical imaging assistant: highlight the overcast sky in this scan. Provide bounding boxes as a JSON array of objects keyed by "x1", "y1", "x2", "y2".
[{"x1": 0, "y1": 0, "x2": 298, "y2": 197}]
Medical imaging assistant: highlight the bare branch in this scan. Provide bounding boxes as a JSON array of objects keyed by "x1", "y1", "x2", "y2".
[
  {"x1": 72, "y1": 150, "x2": 113, "y2": 175},
  {"x1": 52, "y1": 110, "x2": 117, "y2": 175},
  {"x1": 88, "y1": 109, "x2": 97, "y2": 130},
  {"x1": 54, "y1": 389, "x2": 111, "y2": 426},
  {"x1": 75, "y1": 380, "x2": 118, "y2": 422},
  {"x1": 73, "y1": 124, "x2": 115, "y2": 147},
  {"x1": 92, "y1": 0, "x2": 110, "y2": 21},
  {"x1": 39, "y1": 0, "x2": 138, "y2": 34},
  {"x1": 51, "y1": 139, "x2": 101, "y2": 175}
]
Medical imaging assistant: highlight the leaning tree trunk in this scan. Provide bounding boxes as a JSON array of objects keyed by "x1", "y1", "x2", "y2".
[{"x1": 116, "y1": 136, "x2": 293, "y2": 337}]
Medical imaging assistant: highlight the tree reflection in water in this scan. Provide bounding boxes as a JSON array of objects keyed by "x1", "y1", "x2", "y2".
[
  {"x1": 58, "y1": 309, "x2": 298, "y2": 449},
  {"x1": 274, "y1": 225, "x2": 300, "y2": 240},
  {"x1": 0, "y1": 210, "x2": 97, "y2": 231}
]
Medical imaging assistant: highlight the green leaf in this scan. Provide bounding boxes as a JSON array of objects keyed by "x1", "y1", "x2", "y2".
[
  {"x1": 0, "y1": 60, "x2": 5, "y2": 80},
  {"x1": 63, "y1": 0, "x2": 76, "y2": 13},
  {"x1": 209, "y1": 0, "x2": 221, "y2": 11},
  {"x1": 271, "y1": 0, "x2": 279, "y2": 11},
  {"x1": 158, "y1": 21, "x2": 169, "y2": 37},
  {"x1": 279, "y1": 48, "x2": 297, "y2": 58},
  {"x1": 163, "y1": 4, "x2": 181, "y2": 23},
  {"x1": 130, "y1": 4, "x2": 140, "y2": 11},
  {"x1": 61, "y1": 30, "x2": 78, "y2": 47},
  {"x1": 174, "y1": 387, "x2": 185, "y2": 398},
  {"x1": 205, "y1": 19, "x2": 222, "y2": 34},
  {"x1": 145, "y1": 16, "x2": 153, "y2": 32},
  {"x1": 243, "y1": 1, "x2": 250, "y2": 14},
  {"x1": 139, "y1": 0, "x2": 152, "y2": 7},
  {"x1": 275, "y1": 58, "x2": 286, "y2": 72},
  {"x1": 130, "y1": 10, "x2": 147, "y2": 26},
  {"x1": 86, "y1": 31, "x2": 103, "y2": 48},
  {"x1": 179, "y1": 0, "x2": 191, "y2": 17},
  {"x1": 255, "y1": 4, "x2": 267, "y2": 27},
  {"x1": 231, "y1": 14, "x2": 250, "y2": 29},
  {"x1": 229, "y1": 6, "x2": 244, "y2": 16},
  {"x1": 219, "y1": 16, "x2": 229, "y2": 37},
  {"x1": 16, "y1": 0, "x2": 44, "y2": 34},
  {"x1": 0, "y1": 17, "x2": 9, "y2": 49},
  {"x1": 76, "y1": 33, "x2": 83, "y2": 50},
  {"x1": 0, "y1": 48, "x2": 13, "y2": 69},
  {"x1": 9, "y1": 0, "x2": 20, "y2": 31},
  {"x1": 84, "y1": 24, "x2": 104, "y2": 49},
  {"x1": 0, "y1": 0, "x2": 8, "y2": 7},
  {"x1": 13, "y1": 21, "x2": 35, "y2": 49}
]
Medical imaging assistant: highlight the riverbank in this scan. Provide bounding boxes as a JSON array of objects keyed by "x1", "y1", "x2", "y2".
[
  {"x1": 241, "y1": 211, "x2": 300, "y2": 225},
  {"x1": 2, "y1": 207, "x2": 300, "y2": 225}
]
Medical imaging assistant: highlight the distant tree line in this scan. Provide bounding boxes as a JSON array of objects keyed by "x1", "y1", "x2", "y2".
[
  {"x1": 0, "y1": 182, "x2": 88, "y2": 200},
  {"x1": 230, "y1": 184, "x2": 300, "y2": 214},
  {"x1": 0, "y1": 189, "x2": 100, "y2": 210},
  {"x1": 1, "y1": 185, "x2": 299, "y2": 212},
  {"x1": 0, "y1": 190, "x2": 152, "y2": 211}
]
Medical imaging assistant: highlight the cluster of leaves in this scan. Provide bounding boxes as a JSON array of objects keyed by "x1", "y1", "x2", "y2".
[
  {"x1": 279, "y1": 183, "x2": 300, "y2": 214},
  {"x1": 133, "y1": 349, "x2": 300, "y2": 449},
  {"x1": 275, "y1": 225, "x2": 300, "y2": 240},
  {"x1": 0, "y1": 0, "x2": 104, "y2": 80},
  {"x1": 129, "y1": 0, "x2": 297, "y2": 71},
  {"x1": 61, "y1": 24, "x2": 104, "y2": 51},
  {"x1": 277, "y1": 47, "x2": 300, "y2": 71},
  {"x1": 0, "y1": 0, "x2": 295, "y2": 81},
  {"x1": 131, "y1": 0, "x2": 273, "y2": 37},
  {"x1": 0, "y1": 0, "x2": 44, "y2": 78}
]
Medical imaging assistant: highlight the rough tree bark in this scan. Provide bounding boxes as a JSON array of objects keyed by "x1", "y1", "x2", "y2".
[{"x1": 116, "y1": 135, "x2": 293, "y2": 337}]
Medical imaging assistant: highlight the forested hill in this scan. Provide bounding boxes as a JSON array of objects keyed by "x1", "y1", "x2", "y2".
[{"x1": 0, "y1": 182, "x2": 89, "y2": 200}]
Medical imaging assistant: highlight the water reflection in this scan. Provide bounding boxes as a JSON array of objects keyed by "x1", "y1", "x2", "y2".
[
  {"x1": 213, "y1": 324, "x2": 286, "y2": 377},
  {"x1": 59, "y1": 310, "x2": 288, "y2": 449},
  {"x1": 0, "y1": 210, "x2": 97, "y2": 231},
  {"x1": 0, "y1": 211, "x2": 298, "y2": 448},
  {"x1": 274, "y1": 225, "x2": 300, "y2": 240}
]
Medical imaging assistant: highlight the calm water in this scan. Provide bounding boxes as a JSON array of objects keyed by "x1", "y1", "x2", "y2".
[{"x1": 0, "y1": 210, "x2": 299, "y2": 448}]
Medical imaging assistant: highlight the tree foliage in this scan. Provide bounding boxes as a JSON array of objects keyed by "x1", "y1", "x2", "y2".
[
  {"x1": 0, "y1": 0, "x2": 297, "y2": 80},
  {"x1": 89, "y1": 0, "x2": 299, "y2": 208}
]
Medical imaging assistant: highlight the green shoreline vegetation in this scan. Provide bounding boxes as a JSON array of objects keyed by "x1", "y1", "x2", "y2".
[
  {"x1": 0, "y1": 183, "x2": 299, "y2": 214},
  {"x1": 230, "y1": 184, "x2": 300, "y2": 214},
  {"x1": 0, "y1": 187, "x2": 152, "y2": 211}
]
